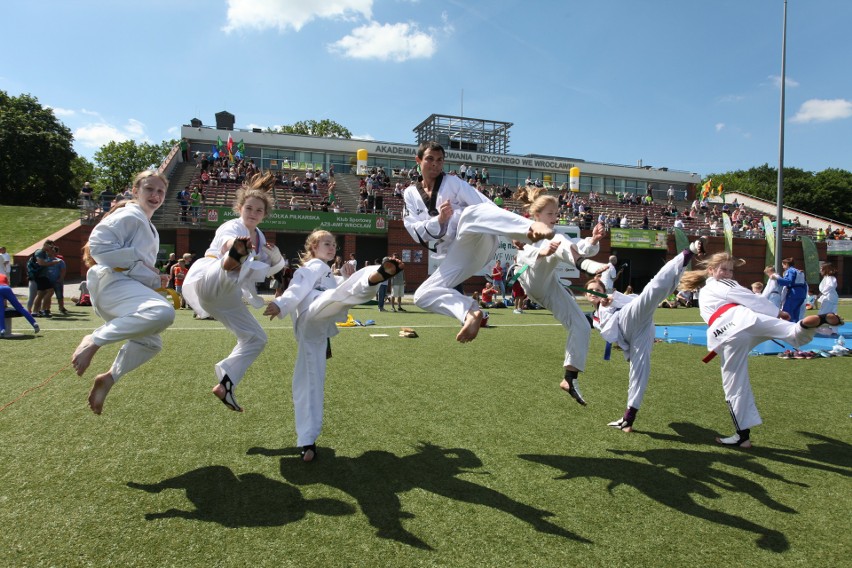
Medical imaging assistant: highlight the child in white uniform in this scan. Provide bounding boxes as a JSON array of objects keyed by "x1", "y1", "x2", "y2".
[
  {"x1": 182, "y1": 172, "x2": 286, "y2": 412},
  {"x1": 513, "y1": 186, "x2": 606, "y2": 405},
  {"x1": 402, "y1": 141, "x2": 553, "y2": 343},
  {"x1": 817, "y1": 263, "x2": 839, "y2": 334},
  {"x1": 263, "y1": 230, "x2": 402, "y2": 462},
  {"x1": 71, "y1": 171, "x2": 176, "y2": 414},
  {"x1": 584, "y1": 239, "x2": 707, "y2": 432},
  {"x1": 680, "y1": 253, "x2": 843, "y2": 447}
]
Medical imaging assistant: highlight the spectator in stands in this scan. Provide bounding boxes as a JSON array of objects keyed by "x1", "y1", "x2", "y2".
[
  {"x1": 673, "y1": 216, "x2": 685, "y2": 230},
  {"x1": 177, "y1": 186, "x2": 190, "y2": 224},
  {"x1": 180, "y1": 138, "x2": 189, "y2": 162},
  {"x1": 620, "y1": 214, "x2": 630, "y2": 229},
  {"x1": 190, "y1": 186, "x2": 204, "y2": 225},
  {"x1": 667, "y1": 185, "x2": 675, "y2": 204}
]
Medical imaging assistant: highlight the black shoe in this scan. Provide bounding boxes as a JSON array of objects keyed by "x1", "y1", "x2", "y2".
[{"x1": 300, "y1": 444, "x2": 317, "y2": 462}]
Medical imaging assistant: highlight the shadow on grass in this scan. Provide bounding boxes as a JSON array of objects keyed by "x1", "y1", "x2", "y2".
[
  {"x1": 248, "y1": 442, "x2": 589, "y2": 550},
  {"x1": 644, "y1": 422, "x2": 852, "y2": 477},
  {"x1": 127, "y1": 465, "x2": 354, "y2": 527},
  {"x1": 520, "y1": 452, "x2": 790, "y2": 553}
]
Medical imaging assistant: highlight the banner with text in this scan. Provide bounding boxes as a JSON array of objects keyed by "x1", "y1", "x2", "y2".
[
  {"x1": 203, "y1": 207, "x2": 388, "y2": 234},
  {"x1": 609, "y1": 228, "x2": 668, "y2": 250}
]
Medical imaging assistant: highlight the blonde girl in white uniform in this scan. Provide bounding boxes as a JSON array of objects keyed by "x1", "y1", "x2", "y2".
[
  {"x1": 512, "y1": 187, "x2": 606, "y2": 406},
  {"x1": 680, "y1": 253, "x2": 842, "y2": 447},
  {"x1": 584, "y1": 238, "x2": 707, "y2": 432},
  {"x1": 71, "y1": 171, "x2": 176, "y2": 414},
  {"x1": 263, "y1": 230, "x2": 403, "y2": 462},
  {"x1": 402, "y1": 141, "x2": 553, "y2": 343},
  {"x1": 182, "y1": 172, "x2": 286, "y2": 412}
]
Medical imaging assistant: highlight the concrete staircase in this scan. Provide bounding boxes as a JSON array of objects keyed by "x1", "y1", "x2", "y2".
[
  {"x1": 152, "y1": 162, "x2": 197, "y2": 228},
  {"x1": 331, "y1": 173, "x2": 363, "y2": 212}
]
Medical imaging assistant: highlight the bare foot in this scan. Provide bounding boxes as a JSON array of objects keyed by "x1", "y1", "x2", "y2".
[
  {"x1": 88, "y1": 372, "x2": 114, "y2": 415},
  {"x1": 72, "y1": 335, "x2": 100, "y2": 377},
  {"x1": 527, "y1": 221, "x2": 555, "y2": 242},
  {"x1": 456, "y1": 310, "x2": 484, "y2": 343}
]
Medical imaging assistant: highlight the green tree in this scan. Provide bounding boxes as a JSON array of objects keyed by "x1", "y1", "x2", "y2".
[
  {"x1": 706, "y1": 164, "x2": 852, "y2": 224},
  {"x1": 70, "y1": 155, "x2": 97, "y2": 195},
  {"x1": 93, "y1": 140, "x2": 172, "y2": 192},
  {"x1": 270, "y1": 119, "x2": 352, "y2": 138},
  {"x1": 0, "y1": 91, "x2": 77, "y2": 207}
]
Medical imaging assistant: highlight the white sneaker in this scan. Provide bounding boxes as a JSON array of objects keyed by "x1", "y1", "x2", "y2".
[{"x1": 513, "y1": 309, "x2": 523, "y2": 314}]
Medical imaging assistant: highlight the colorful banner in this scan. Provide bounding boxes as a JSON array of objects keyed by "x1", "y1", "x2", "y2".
[
  {"x1": 722, "y1": 212, "x2": 733, "y2": 255},
  {"x1": 672, "y1": 227, "x2": 691, "y2": 268},
  {"x1": 203, "y1": 207, "x2": 388, "y2": 234},
  {"x1": 762, "y1": 216, "x2": 775, "y2": 269},
  {"x1": 609, "y1": 228, "x2": 667, "y2": 250},
  {"x1": 800, "y1": 236, "x2": 820, "y2": 285}
]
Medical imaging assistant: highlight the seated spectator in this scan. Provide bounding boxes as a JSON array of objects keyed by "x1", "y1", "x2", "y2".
[{"x1": 480, "y1": 282, "x2": 497, "y2": 308}]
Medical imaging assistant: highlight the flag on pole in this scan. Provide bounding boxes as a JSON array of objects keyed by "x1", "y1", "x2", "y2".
[
  {"x1": 227, "y1": 134, "x2": 234, "y2": 160},
  {"x1": 217, "y1": 136, "x2": 224, "y2": 150},
  {"x1": 237, "y1": 139, "x2": 245, "y2": 154},
  {"x1": 211, "y1": 145, "x2": 219, "y2": 159},
  {"x1": 701, "y1": 179, "x2": 712, "y2": 199}
]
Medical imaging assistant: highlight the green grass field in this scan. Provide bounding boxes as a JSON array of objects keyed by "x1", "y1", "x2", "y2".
[
  {"x1": 0, "y1": 205, "x2": 80, "y2": 255},
  {"x1": 1, "y1": 299, "x2": 850, "y2": 567}
]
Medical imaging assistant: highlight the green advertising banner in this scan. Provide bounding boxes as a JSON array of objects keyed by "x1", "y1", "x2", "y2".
[
  {"x1": 202, "y1": 207, "x2": 389, "y2": 234},
  {"x1": 800, "y1": 236, "x2": 820, "y2": 285},
  {"x1": 722, "y1": 212, "x2": 733, "y2": 255},
  {"x1": 762, "y1": 216, "x2": 775, "y2": 269},
  {"x1": 609, "y1": 228, "x2": 668, "y2": 250},
  {"x1": 672, "y1": 227, "x2": 694, "y2": 268}
]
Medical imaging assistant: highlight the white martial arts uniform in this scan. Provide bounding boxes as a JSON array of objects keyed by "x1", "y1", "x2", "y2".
[
  {"x1": 271, "y1": 259, "x2": 381, "y2": 447},
  {"x1": 85, "y1": 203, "x2": 175, "y2": 382},
  {"x1": 182, "y1": 218, "x2": 285, "y2": 388},
  {"x1": 516, "y1": 233, "x2": 600, "y2": 372},
  {"x1": 592, "y1": 251, "x2": 691, "y2": 411},
  {"x1": 817, "y1": 275, "x2": 838, "y2": 315},
  {"x1": 403, "y1": 174, "x2": 535, "y2": 323},
  {"x1": 700, "y1": 277, "x2": 817, "y2": 432},
  {"x1": 600, "y1": 263, "x2": 617, "y2": 293},
  {"x1": 761, "y1": 277, "x2": 782, "y2": 309}
]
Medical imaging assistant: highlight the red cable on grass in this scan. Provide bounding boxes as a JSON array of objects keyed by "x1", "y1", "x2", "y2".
[{"x1": 0, "y1": 363, "x2": 72, "y2": 412}]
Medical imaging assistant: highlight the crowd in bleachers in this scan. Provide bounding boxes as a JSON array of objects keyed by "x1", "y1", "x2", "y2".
[{"x1": 77, "y1": 156, "x2": 849, "y2": 242}]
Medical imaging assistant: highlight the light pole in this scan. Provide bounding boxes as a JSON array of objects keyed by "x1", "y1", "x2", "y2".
[{"x1": 774, "y1": 0, "x2": 788, "y2": 273}]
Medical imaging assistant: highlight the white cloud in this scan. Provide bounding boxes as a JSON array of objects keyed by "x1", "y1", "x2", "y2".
[
  {"x1": 167, "y1": 126, "x2": 180, "y2": 136},
  {"x1": 719, "y1": 94, "x2": 744, "y2": 103},
  {"x1": 48, "y1": 106, "x2": 75, "y2": 118},
  {"x1": 74, "y1": 119, "x2": 150, "y2": 149},
  {"x1": 246, "y1": 123, "x2": 266, "y2": 131},
  {"x1": 223, "y1": 0, "x2": 372, "y2": 33},
  {"x1": 791, "y1": 98, "x2": 852, "y2": 123},
  {"x1": 715, "y1": 123, "x2": 725, "y2": 132},
  {"x1": 352, "y1": 132, "x2": 375, "y2": 140},
  {"x1": 329, "y1": 21, "x2": 435, "y2": 61},
  {"x1": 75, "y1": 123, "x2": 130, "y2": 148},
  {"x1": 769, "y1": 75, "x2": 799, "y2": 88}
]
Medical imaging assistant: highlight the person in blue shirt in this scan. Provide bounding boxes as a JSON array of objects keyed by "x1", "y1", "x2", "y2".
[{"x1": 769, "y1": 257, "x2": 808, "y2": 322}]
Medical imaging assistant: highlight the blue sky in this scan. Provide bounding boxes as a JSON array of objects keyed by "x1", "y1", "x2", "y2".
[{"x1": 3, "y1": 0, "x2": 850, "y2": 176}]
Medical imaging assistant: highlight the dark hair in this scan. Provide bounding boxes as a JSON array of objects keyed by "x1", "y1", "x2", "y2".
[{"x1": 416, "y1": 140, "x2": 445, "y2": 159}]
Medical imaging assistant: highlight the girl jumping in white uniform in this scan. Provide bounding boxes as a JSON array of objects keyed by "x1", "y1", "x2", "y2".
[
  {"x1": 182, "y1": 172, "x2": 286, "y2": 412},
  {"x1": 584, "y1": 238, "x2": 707, "y2": 432},
  {"x1": 512, "y1": 187, "x2": 606, "y2": 405},
  {"x1": 263, "y1": 230, "x2": 403, "y2": 462},
  {"x1": 71, "y1": 171, "x2": 176, "y2": 414},
  {"x1": 402, "y1": 141, "x2": 553, "y2": 343},
  {"x1": 680, "y1": 253, "x2": 842, "y2": 447}
]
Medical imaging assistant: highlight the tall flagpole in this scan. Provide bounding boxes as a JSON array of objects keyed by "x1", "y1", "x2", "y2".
[{"x1": 774, "y1": 0, "x2": 788, "y2": 272}]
